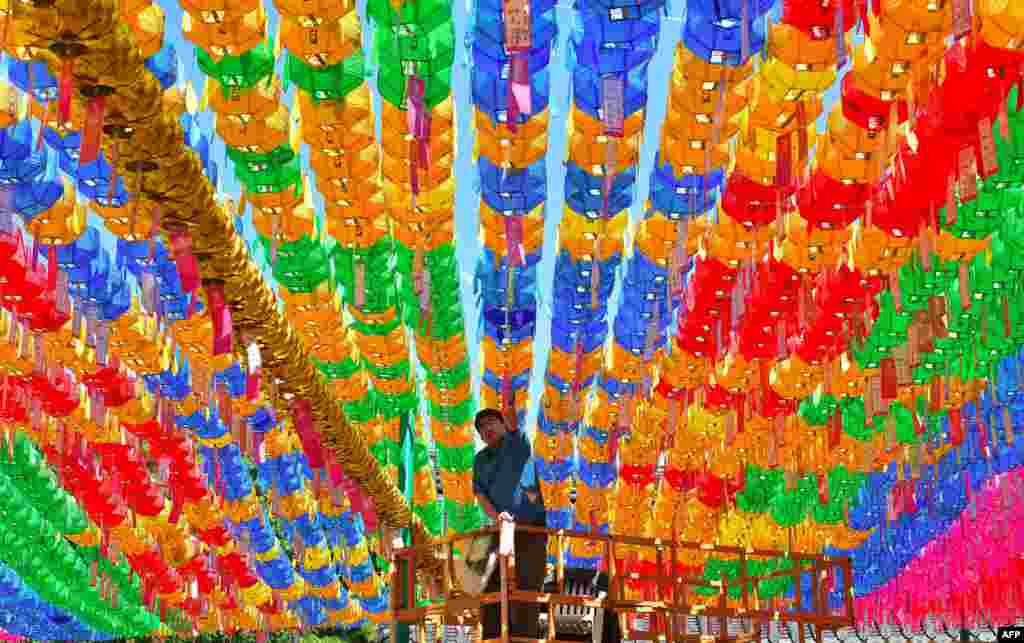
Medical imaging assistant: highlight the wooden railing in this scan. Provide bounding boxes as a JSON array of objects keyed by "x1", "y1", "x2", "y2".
[{"x1": 389, "y1": 522, "x2": 855, "y2": 643}]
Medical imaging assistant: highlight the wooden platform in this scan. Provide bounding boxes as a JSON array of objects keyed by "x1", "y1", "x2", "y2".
[{"x1": 388, "y1": 525, "x2": 855, "y2": 643}]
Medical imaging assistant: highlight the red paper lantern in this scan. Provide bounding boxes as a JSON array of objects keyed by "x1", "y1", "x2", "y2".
[
  {"x1": 782, "y1": 0, "x2": 858, "y2": 40},
  {"x1": 721, "y1": 173, "x2": 785, "y2": 227}
]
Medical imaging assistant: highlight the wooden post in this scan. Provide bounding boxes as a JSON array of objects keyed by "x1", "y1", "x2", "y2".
[
  {"x1": 500, "y1": 548, "x2": 511, "y2": 643},
  {"x1": 739, "y1": 551, "x2": 749, "y2": 613},
  {"x1": 718, "y1": 576, "x2": 728, "y2": 643},
  {"x1": 447, "y1": 541, "x2": 456, "y2": 601},
  {"x1": 391, "y1": 554, "x2": 400, "y2": 643},
  {"x1": 607, "y1": 537, "x2": 616, "y2": 601},
  {"x1": 842, "y1": 558, "x2": 854, "y2": 624},
  {"x1": 810, "y1": 560, "x2": 820, "y2": 618},
  {"x1": 556, "y1": 529, "x2": 565, "y2": 594}
]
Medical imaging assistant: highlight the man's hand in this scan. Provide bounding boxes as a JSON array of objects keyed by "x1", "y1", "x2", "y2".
[{"x1": 498, "y1": 512, "x2": 514, "y2": 523}]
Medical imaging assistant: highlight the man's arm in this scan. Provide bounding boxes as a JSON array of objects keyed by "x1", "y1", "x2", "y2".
[
  {"x1": 473, "y1": 456, "x2": 500, "y2": 521},
  {"x1": 476, "y1": 493, "x2": 499, "y2": 521}
]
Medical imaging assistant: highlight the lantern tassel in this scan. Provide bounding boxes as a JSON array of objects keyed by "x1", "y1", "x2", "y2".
[
  {"x1": 405, "y1": 77, "x2": 430, "y2": 196},
  {"x1": 79, "y1": 94, "x2": 106, "y2": 165},
  {"x1": 203, "y1": 281, "x2": 234, "y2": 356},
  {"x1": 507, "y1": 55, "x2": 531, "y2": 130},
  {"x1": 58, "y1": 59, "x2": 74, "y2": 126}
]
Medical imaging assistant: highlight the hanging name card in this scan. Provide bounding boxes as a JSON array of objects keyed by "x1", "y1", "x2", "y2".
[
  {"x1": 740, "y1": 0, "x2": 751, "y2": 62},
  {"x1": 354, "y1": 261, "x2": 366, "y2": 308},
  {"x1": 796, "y1": 100, "x2": 808, "y2": 161},
  {"x1": 959, "y1": 145, "x2": 978, "y2": 202},
  {"x1": 831, "y1": 0, "x2": 847, "y2": 69},
  {"x1": 776, "y1": 133, "x2": 793, "y2": 189},
  {"x1": 601, "y1": 76, "x2": 625, "y2": 138},
  {"x1": 978, "y1": 117, "x2": 999, "y2": 178},
  {"x1": 945, "y1": 177, "x2": 957, "y2": 226},
  {"x1": 503, "y1": 0, "x2": 531, "y2": 53},
  {"x1": 952, "y1": 0, "x2": 971, "y2": 40}
]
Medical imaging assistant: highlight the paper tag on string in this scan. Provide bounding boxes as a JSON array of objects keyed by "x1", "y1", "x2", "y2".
[
  {"x1": 740, "y1": 0, "x2": 751, "y2": 62},
  {"x1": 835, "y1": 0, "x2": 852, "y2": 63},
  {"x1": 508, "y1": 56, "x2": 532, "y2": 122},
  {"x1": 79, "y1": 95, "x2": 106, "y2": 165},
  {"x1": 354, "y1": 261, "x2": 366, "y2": 308},
  {"x1": 420, "y1": 266, "x2": 432, "y2": 314},
  {"x1": 796, "y1": 101, "x2": 808, "y2": 161},
  {"x1": 168, "y1": 230, "x2": 202, "y2": 295},
  {"x1": 499, "y1": 517, "x2": 515, "y2": 556},
  {"x1": 712, "y1": 71, "x2": 727, "y2": 147},
  {"x1": 204, "y1": 282, "x2": 234, "y2": 356},
  {"x1": 978, "y1": 117, "x2": 998, "y2": 178},
  {"x1": 776, "y1": 133, "x2": 793, "y2": 188},
  {"x1": 958, "y1": 147, "x2": 978, "y2": 202},
  {"x1": 505, "y1": 214, "x2": 525, "y2": 266},
  {"x1": 95, "y1": 323, "x2": 110, "y2": 366},
  {"x1": 946, "y1": 178, "x2": 958, "y2": 226},
  {"x1": 952, "y1": 0, "x2": 971, "y2": 39},
  {"x1": 503, "y1": 0, "x2": 531, "y2": 52},
  {"x1": 959, "y1": 263, "x2": 971, "y2": 311},
  {"x1": 601, "y1": 76, "x2": 625, "y2": 138},
  {"x1": 604, "y1": 138, "x2": 618, "y2": 181}
]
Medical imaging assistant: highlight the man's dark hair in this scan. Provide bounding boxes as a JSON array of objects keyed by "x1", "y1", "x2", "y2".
[{"x1": 474, "y1": 408, "x2": 505, "y2": 431}]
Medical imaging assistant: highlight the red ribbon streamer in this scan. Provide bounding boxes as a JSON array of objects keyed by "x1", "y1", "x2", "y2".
[
  {"x1": 949, "y1": 407, "x2": 964, "y2": 445},
  {"x1": 406, "y1": 77, "x2": 431, "y2": 196},
  {"x1": 507, "y1": 55, "x2": 532, "y2": 131},
  {"x1": 203, "y1": 281, "x2": 234, "y2": 356},
  {"x1": 504, "y1": 214, "x2": 525, "y2": 266},
  {"x1": 168, "y1": 230, "x2": 201, "y2": 294},
  {"x1": 80, "y1": 94, "x2": 106, "y2": 165},
  {"x1": 291, "y1": 398, "x2": 325, "y2": 469},
  {"x1": 59, "y1": 59, "x2": 73, "y2": 126}
]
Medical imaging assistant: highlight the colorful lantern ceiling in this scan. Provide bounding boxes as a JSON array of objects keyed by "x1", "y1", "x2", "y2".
[{"x1": 1, "y1": 0, "x2": 1024, "y2": 636}]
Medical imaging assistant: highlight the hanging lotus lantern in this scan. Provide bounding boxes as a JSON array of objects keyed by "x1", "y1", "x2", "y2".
[
  {"x1": 797, "y1": 170, "x2": 871, "y2": 230},
  {"x1": 729, "y1": 142, "x2": 774, "y2": 187},
  {"x1": 300, "y1": 97, "x2": 373, "y2": 152},
  {"x1": 274, "y1": 0, "x2": 354, "y2": 22},
  {"x1": 475, "y1": 109, "x2": 549, "y2": 168},
  {"x1": 25, "y1": 182, "x2": 87, "y2": 245},
  {"x1": 721, "y1": 173, "x2": 790, "y2": 226},
  {"x1": 878, "y1": 0, "x2": 951, "y2": 40},
  {"x1": 185, "y1": 7, "x2": 266, "y2": 61},
  {"x1": 216, "y1": 103, "x2": 291, "y2": 153},
  {"x1": 391, "y1": 212, "x2": 454, "y2": 263},
  {"x1": 207, "y1": 74, "x2": 280, "y2": 124},
  {"x1": 254, "y1": 201, "x2": 316, "y2": 244},
  {"x1": 780, "y1": 211, "x2": 850, "y2": 273},
  {"x1": 851, "y1": 222, "x2": 915, "y2": 275},
  {"x1": 782, "y1": 0, "x2": 857, "y2": 41},
  {"x1": 761, "y1": 23, "x2": 838, "y2": 100},
  {"x1": 244, "y1": 182, "x2": 303, "y2": 220},
  {"x1": 705, "y1": 210, "x2": 773, "y2": 266},
  {"x1": 279, "y1": 13, "x2": 361, "y2": 69},
  {"x1": 93, "y1": 198, "x2": 158, "y2": 241},
  {"x1": 309, "y1": 144, "x2": 377, "y2": 187},
  {"x1": 325, "y1": 199, "x2": 388, "y2": 249},
  {"x1": 123, "y1": 1, "x2": 167, "y2": 59},
  {"x1": 181, "y1": 0, "x2": 261, "y2": 18},
  {"x1": 978, "y1": 0, "x2": 1024, "y2": 51},
  {"x1": 285, "y1": 51, "x2": 364, "y2": 102}
]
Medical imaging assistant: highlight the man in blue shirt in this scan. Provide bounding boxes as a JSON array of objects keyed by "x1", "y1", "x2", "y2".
[{"x1": 473, "y1": 408, "x2": 547, "y2": 639}]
